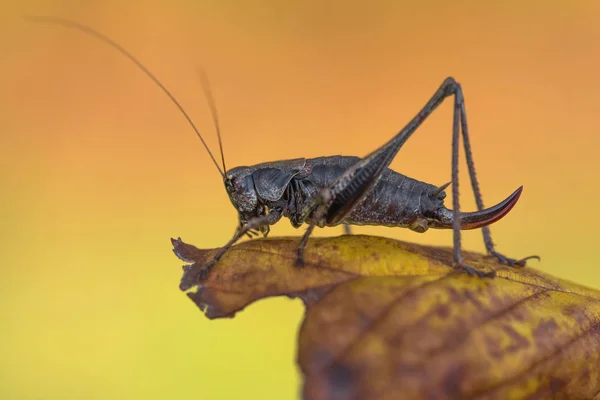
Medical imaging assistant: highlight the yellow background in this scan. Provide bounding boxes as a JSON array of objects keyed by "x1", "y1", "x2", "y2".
[{"x1": 2, "y1": 1, "x2": 600, "y2": 399}]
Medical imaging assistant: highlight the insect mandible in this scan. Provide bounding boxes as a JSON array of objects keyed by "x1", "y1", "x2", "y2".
[{"x1": 26, "y1": 16, "x2": 540, "y2": 286}]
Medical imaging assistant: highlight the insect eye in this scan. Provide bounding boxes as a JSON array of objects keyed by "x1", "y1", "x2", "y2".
[{"x1": 233, "y1": 177, "x2": 246, "y2": 190}]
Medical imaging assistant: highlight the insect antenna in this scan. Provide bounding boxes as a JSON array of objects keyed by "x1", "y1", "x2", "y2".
[
  {"x1": 196, "y1": 68, "x2": 227, "y2": 175},
  {"x1": 22, "y1": 14, "x2": 225, "y2": 178}
]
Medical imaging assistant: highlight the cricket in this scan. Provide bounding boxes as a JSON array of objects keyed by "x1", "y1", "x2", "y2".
[{"x1": 26, "y1": 15, "x2": 540, "y2": 282}]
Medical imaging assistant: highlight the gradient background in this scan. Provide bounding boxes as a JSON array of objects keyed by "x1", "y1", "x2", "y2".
[{"x1": 2, "y1": 1, "x2": 600, "y2": 399}]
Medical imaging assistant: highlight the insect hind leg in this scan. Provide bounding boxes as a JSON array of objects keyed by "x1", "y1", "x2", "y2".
[
  {"x1": 454, "y1": 81, "x2": 540, "y2": 267},
  {"x1": 293, "y1": 77, "x2": 536, "y2": 276}
]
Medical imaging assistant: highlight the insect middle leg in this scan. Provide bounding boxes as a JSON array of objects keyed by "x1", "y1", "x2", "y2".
[{"x1": 343, "y1": 224, "x2": 352, "y2": 235}]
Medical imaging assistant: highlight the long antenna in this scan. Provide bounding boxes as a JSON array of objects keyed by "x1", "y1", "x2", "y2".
[
  {"x1": 197, "y1": 68, "x2": 227, "y2": 175},
  {"x1": 23, "y1": 14, "x2": 225, "y2": 178}
]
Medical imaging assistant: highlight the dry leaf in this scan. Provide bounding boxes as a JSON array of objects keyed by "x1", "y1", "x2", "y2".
[{"x1": 172, "y1": 235, "x2": 600, "y2": 400}]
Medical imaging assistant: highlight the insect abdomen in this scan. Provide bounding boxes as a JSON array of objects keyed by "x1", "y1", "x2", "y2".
[
  {"x1": 343, "y1": 172, "x2": 441, "y2": 228},
  {"x1": 300, "y1": 156, "x2": 443, "y2": 228}
]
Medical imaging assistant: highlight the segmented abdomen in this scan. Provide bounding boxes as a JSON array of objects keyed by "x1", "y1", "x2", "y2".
[{"x1": 301, "y1": 156, "x2": 442, "y2": 227}]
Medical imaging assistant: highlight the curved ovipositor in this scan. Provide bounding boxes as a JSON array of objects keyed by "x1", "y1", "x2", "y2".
[{"x1": 430, "y1": 186, "x2": 523, "y2": 230}]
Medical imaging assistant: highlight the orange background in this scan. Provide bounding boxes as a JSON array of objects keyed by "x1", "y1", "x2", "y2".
[{"x1": 1, "y1": 1, "x2": 600, "y2": 399}]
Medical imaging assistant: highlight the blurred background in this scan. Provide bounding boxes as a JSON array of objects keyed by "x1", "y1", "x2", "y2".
[{"x1": 1, "y1": 0, "x2": 599, "y2": 398}]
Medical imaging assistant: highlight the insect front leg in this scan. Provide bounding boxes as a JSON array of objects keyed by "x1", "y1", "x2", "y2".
[{"x1": 196, "y1": 209, "x2": 283, "y2": 280}]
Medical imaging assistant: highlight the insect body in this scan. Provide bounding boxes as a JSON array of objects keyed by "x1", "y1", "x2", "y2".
[
  {"x1": 226, "y1": 155, "x2": 518, "y2": 235},
  {"x1": 27, "y1": 16, "x2": 539, "y2": 285}
]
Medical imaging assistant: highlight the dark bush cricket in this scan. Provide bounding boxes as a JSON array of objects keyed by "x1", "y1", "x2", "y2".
[{"x1": 26, "y1": 16, "x2": 540, "y2": 285}]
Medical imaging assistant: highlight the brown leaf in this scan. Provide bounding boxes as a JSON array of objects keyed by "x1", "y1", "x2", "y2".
[{"x1": 172, "y1": 235, "x2": 600, "y2": 400}]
